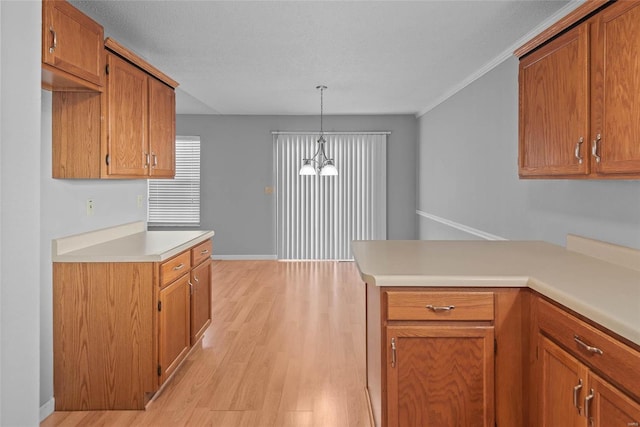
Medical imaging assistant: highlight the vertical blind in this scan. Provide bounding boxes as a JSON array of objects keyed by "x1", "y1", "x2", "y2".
[
  {"x1": 275, "y1": 133, "x2": 387, "y2": 260},
  {"x1": 148, "y1": 136, "x2": 201, "y2": 226}
]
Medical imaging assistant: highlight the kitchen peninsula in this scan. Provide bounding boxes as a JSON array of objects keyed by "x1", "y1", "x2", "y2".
[
  {"x1": 352, "y1": 236, "x2": 640, "y2": 427},
  {"x1": 52, "y1": 222, "x2": 214, "y2": 410}
]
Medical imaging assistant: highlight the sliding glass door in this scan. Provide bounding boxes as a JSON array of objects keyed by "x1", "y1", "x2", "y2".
[{"x1": 274, "y1": 133, "x2": 387, "y2": 260}]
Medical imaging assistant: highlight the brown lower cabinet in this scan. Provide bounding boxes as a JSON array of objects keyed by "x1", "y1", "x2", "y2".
[
  {"x1": 386, "y1": 325, "x2": 494, "y2": 427},
  {"x1": 538, "y1": 335, "x2": 640, "y2": 427},
  {"x1": 53, "y1": 239, "x2": 212, "y2": 410},
  {"x1": 158, "y1": 274, "x2": 191, "y2": 384},
  {"x1": 533, "y1": 296, "x2": 640, "y2": 427},
  {"x1": 365, "y1": 286, "x2": 640, "y2": 427}
]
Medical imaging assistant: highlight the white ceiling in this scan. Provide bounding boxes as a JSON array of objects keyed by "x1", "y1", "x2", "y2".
[{"x1": 71, "y1": 0, "x2": 576, "y2": 116}]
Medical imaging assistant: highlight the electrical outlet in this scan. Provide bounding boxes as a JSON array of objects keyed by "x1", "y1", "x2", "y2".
[
  {"x1": 137, "y1": 195, "x2": 144, "y2": 208},
  {"x1": 86, "y1": 199, "x2": 94, "y2": 216}
]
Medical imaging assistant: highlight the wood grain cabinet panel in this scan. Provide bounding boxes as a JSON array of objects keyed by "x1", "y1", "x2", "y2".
[
  {"x1": 517, "y1": 0, "x2": 640, "y2": 179},
  {"x1": 106, "y1": 52, "x2": 149, "y2": 176},
  {"x1": 158, "y1": 274, "x2": 191, "y2": 384},
  {"x1": 518, "y1": 25, "x2": 589, "y2": 177},
  {"x1": 539, "y1": 335, "x2": 587, "y2": 427},
  {"x1": 42, "y1": 0, "x2": 104, "y2": 91},
  {"x1": 386, "y1": 325, "x2": 495, "y2": 427},
  {"x1": 53, "y1": 262, "x2": 156, "y2": 410},
  {"x1": 160, "y1": 251, "x2": 191, "y2": 288},
  {"x1": 590, "y1": 1, "x2": 640, "y2": 176},
  {"x1": 53, "y1": 239, "x2": 213, "y2": 410},
  {"x1": 191, "y1": 259, "x2": 212, "y2": 345},
  {"x1": 148, "y1": 78, "x2": 176, "y2": 178},
  {"x1": 589, "y1": 372, "x2": 640, "y2": 427},
  {"x1": 387, "y1": 291, "x2": 494, "y2": 321}
]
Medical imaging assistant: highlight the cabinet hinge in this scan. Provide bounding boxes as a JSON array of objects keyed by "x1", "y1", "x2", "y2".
[
  {"x1": 157, "y1": 301, "x2": 162, "y2": 312},
  {"x1": 105, "y1": 64, "x2": 110, "y2": 75},
  {"x1": 157, "y1": 365, "x2": 161, "y2": 376},
  {"x1": 105, "y1": 154, "x2": 110, "y2": 166}
]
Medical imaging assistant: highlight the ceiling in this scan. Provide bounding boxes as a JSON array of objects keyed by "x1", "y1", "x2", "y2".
[{"x1": 71, "y1": 0, "x2": 576, "y2": 116}]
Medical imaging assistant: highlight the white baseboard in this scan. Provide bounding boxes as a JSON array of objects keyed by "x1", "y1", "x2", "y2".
[
  {"x1": 416, "y1": 210, "x2": 507, "y2": 241},
  {"x1": 212, "y1": 254, "x2": 277, "y2": 260},
  {"x1": 40, "y1": 397, "x2": 55, "y2": 422}
]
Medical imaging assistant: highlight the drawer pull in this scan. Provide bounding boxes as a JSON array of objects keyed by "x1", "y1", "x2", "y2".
[
  {"x1": 49, "y1": 27, "x2": 57, "y2": 53},
  {"x1": 628, "y1": 423, "x2": 639, "y2": 426},
  {"x1": 173, "y1": 263, "x2": 185, "y2": 271},
  {"x1": 574, "y1": 335, "x2": 603, "y2": 355},
  {"x1": 573, "y1": 378, "x2": 583, "y2": 412},
  {"x1": 200, "y1": 249, "x2": 209, "y2": 255},
  {"x1": 591, "y1": 134, "x2": 601, "y2": 164},
  {"x1": 391, "y1": 337, "x2": 396, "y2": 368},
  {"x1": 425, "y1": 304, "x2": 455, "y2": 312},
  {"x1": 575, "y1": 137, "x2": 584, "y2": 164}
]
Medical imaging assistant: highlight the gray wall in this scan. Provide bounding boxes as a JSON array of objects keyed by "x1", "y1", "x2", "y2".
[
  {"x1": 1, "y1": 1, "x2": 41, "y2": 424},
  {"x1": 39, "y1": 91, "x2": 148, "y2": 412},
  {"x1": 418, "y1": 56, "x2": 640, "y2": 249},
  {"x1": 177, "y1": 115, "x2": 418, "y2": 257}
]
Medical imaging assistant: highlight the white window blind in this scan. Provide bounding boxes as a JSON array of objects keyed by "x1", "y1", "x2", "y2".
[
  {"x1": 148, "y1": 136, "x2": 201, "y2": 226},
  {"x1": 275, "y1": 132, "x2": 387, "y2": 260}
]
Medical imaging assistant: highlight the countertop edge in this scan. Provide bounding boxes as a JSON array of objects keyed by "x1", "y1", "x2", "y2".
[{"x1": 52, "y1": 230, "x2": 215, "y2": 263}]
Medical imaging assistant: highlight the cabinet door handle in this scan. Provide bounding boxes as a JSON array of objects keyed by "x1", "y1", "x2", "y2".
[
  {"x1": 627, "y1": 423, "x2": 639, "y2": 426},
  {"x1": 144, "y1": 153, "x2": 150, "y2": 168},
  {"x1": 152, "y1": 153, "x2": 158, "y2": 167},
  {"x1": 584, "y1": 388, "x2": 594, "y2": 423},
  {"x1": 591, "y1": 134, "x2": 601, "y2": 164},
  {"x1": 425, "y1": 304, "x2": 455, "y2": 312},
  {"x1": 173, "y1": 263, "x2": 185, "y2": 271},
  {"x1": 574, "y1": 335, "x2": 603, "y2": 355},
  {"x1": 575, "y1": 137, "x2": 584, "y2": 164},
  {"x1": 194, "y1": 275, "x2": 199, "y2": 283},
  {"x1": 391, "y1": 337, "x2": 396, "y2": 368},
  {"x1": 189, "y1": 281, "x2": 194, "y2": 295},
  {"x1": 49, "y1": 27, "x2": 57, "y2": 53},
  {"x1": 573, "y1": 378, "x2": 583, "y2": 412}
]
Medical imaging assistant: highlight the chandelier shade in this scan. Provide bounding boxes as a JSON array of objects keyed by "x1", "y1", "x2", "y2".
[{"x1": 299, "y1": 85, "x2": 337, "y2": 176}]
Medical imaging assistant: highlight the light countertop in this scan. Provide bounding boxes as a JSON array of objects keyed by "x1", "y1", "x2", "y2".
[
  {"x1": 351, "y1": 239, "x2": 640, "y2": 346},
  {"x1": 52, "y1": 222, "x2": 214, "y2": 262}
]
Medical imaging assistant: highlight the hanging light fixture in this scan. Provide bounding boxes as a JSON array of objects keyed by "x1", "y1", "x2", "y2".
[{"x1": 300, "y1": 85, "x2": 338, "y2": 176}]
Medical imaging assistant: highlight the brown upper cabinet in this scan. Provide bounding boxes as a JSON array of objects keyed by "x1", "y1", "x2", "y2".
[
  {"x1": 517, "y1": 1, "x2": 640, "y2": 179},
  {"x1": 52, "y1": 37, "x2": 178, "y2": 179},
  {"x1": 42, "y1": 0, "x2": 104, "y2": 91}
]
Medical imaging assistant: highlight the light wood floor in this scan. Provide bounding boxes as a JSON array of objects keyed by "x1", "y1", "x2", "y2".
[{"x1": 42, "y1": 260, "x2": 371, "y2": 427}]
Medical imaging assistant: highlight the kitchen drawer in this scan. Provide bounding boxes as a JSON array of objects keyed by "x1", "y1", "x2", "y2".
[
  {"x1": 191, "y1": 239, "x2": 212, "y2": 266},
  {"x1": 538, "y1": 298, "x2": 640, "y2": 400},
  {"x1": 386, "y1": 291, "x2": 494, "y2": 321},
  {"x1": 160, "y1": 251, "x2": 191, "y2": 288}
]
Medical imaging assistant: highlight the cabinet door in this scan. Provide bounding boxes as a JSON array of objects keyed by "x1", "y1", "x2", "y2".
[
  {"x1": 148, "y1": 78, "x2": 176, "y2": 178},
  {"x1": 539, "y1": 335, "x2": 588, "y2": 427},
  {"x1": 519, "y1": 24, "x2": 590, "y2": 177},
  {"x1": 42, "y1": 0, "x2": 104, "y2": 87},
  {"x1": 591, "y1": 1, "x2": 640, "y2": 175},
  {"x1": 158, "y1": 274, "x2": 191, "y2": 384},
  {"x1": 106, "y1": 53, "x2": 149, "y2": 176},
  {"x1": 190, "y1": 259, "x2": 212, "y2": 345},
  {"x1": 386, "y1": 325, "x2": 494, "y2": 427},
  {"x1": 589, "y1": 372, "x2": 640, "y2": 427}
]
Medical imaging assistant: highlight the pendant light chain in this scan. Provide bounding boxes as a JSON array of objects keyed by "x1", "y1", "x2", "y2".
[{"x1": 299, "y1": 85, "x2": 337, "y2": 176}]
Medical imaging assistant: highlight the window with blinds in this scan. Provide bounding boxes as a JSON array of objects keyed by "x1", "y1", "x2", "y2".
[{"x1": 148, "y1": 136, "x2": 201, "y2": 226}]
